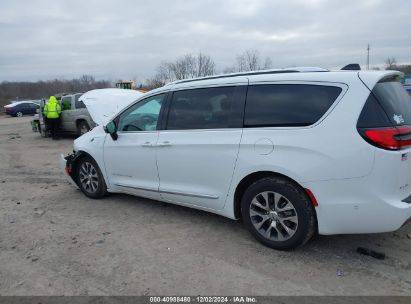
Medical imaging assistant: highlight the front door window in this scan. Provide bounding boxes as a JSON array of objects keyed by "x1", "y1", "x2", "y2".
[{"x1": 118, "y1": 94, "x2": 165, "y2": 132}]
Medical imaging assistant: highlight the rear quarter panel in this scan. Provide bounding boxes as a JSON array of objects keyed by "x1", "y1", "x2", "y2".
[{"x1": 223, "y1": 79, "x2": 376, "y2": 217}]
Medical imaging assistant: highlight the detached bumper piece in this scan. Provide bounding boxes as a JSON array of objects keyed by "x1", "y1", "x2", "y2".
[{"x1": 60, "y1": 152, "x2": 79, "y2": 188}]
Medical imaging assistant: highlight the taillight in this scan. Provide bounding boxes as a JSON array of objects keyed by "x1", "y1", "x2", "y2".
[{"x1": 361, "y1": 126, "x2": 411, "y2": 150}]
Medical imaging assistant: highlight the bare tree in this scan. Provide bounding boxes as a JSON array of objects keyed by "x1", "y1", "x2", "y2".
[
  {"x1": 79, "y1": 75, "x2": 95, "y2": 86},
  {"x1": 144, "y1": 77, "x2": 166, "y2": 90},
  {"x1": 263, "y1": 57, "x2": 273, "y2": 69},
  {"x1": 147, "y1": 53, "x2": 216, "y2": 87},
  {"x1": 197, "y1": 53, "x2": 216, "y2": 77},
  {"x1": 244, "y1": 50, "x2": 260, "y2": 71},
  {"x1": 226, "y1": 50, "x2": 273, "y2": 72},
  {"x1": 170, "y1": 53, "x2": 216, "y2": 79},
  {"x1": 157, "y1": 61, "x2": 176, "y2": 83},
  {"x1": 171, "y1": 54, "x2": 197, "y2": 80},
  {"x1": 385, "y1": 57, "x2": 397, "y2": 70}
]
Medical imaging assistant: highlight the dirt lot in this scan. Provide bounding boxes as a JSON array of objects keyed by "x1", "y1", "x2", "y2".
[{"x1": 0, "y1": 115, "x2": 410, "y2": 296}]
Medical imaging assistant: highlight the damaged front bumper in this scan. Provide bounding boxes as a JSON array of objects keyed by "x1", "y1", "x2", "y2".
[{"x1": 60, "y1": 153, "x2": 79, "y2": 189}]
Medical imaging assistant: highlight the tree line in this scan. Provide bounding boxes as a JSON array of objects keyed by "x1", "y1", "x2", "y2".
[
  {"x1": 1, "y1": 50, "x2": 410, "y2": 107},
  {"x1": 145, "y1": 52, "x2": 411, "y2": 89},
  {"x1": 0, "y1": 75, "x2": 110, "y2": 107},
  {"x1": 145, "y1": 50, "x2": 273, "y2": 89},
  {"x1": 381, "y1": 57, "x2": 411, "y2": 74}
]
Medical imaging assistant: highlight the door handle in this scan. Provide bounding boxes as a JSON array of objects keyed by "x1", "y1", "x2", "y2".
[
  {"x1": 157, "y1": 141, "x2": 172, "y2": 147},
  {"x1": 141, "y1": 142, "x2": 153, "y2": 147}
]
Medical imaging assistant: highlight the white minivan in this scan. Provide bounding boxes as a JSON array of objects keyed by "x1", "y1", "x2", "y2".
[{"x1": 61, "y1": 68, "x2": 411, "y2": 250}]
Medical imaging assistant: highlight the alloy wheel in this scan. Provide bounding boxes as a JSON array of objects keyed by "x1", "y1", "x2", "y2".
[
  {"x1": 79, "y1": 161, "x2": 99, "y2": 193},
  {"x1": 249, "y1": 191, "x2": 298, "y2": 241}
]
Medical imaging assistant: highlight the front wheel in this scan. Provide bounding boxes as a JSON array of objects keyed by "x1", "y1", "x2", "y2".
[
  {"x1": 241, "y1": 177, "x2": 316, "y2": 250},
  {"x1": 75, "y1": 156, "x2": 107, "y2": 199}
]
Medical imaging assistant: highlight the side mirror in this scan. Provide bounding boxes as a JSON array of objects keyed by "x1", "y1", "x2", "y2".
[{"x1": 104, "y1": 121, "x2": 118, "y2": 140}]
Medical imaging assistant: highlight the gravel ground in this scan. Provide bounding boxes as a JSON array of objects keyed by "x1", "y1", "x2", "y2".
[{"x1": 0, "y1": 115, "x2": 410, "y2": 296}]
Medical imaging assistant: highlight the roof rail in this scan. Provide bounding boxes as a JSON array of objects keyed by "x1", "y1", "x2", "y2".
[{"x1": 169, "y1": 67, "x2": 329, "y2": 85}]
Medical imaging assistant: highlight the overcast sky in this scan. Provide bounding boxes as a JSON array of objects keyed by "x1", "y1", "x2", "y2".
[{"x1": 0, "y1": 0, "x2": 410, "y2": 82}]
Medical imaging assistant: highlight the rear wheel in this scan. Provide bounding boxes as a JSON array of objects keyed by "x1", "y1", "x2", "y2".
[
  {"x1": 77, "y1": 121, "x2": 90, "y2": 136},
  {"x1": 75, "y1": 156, "x2": 107, "y2": 199},
  {"x1": 16, "y1": 112, "x2": 23, "y2": 117},
  {"x1": 241, "y1": 177, "x2": 316, "y2": 250}
]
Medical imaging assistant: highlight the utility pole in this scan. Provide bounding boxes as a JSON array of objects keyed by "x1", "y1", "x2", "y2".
[{"x1": 366, "y1": 43, "x2": 370, "y2": 70}]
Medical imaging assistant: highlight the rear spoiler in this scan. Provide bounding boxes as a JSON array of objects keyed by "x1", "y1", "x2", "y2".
[{"x1": 358, "y1": 71, "x2": 404, "y2": 91}]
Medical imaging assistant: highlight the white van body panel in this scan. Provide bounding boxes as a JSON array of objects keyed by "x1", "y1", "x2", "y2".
[{"x1": 66, "y1": 70, "x2": 411, "y2": 236}]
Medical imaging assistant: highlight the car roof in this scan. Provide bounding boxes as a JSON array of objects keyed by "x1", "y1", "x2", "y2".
[
  {"x1": 7, "y1": 100, "x2": 39, "y2": 106},
  {"x1": 59, "y1": 93, "x2": 83, "y2": 99},
  {"x1": 144, "y1": 68, "x2": 403, "y2": 97},
  {"x1": 162, "y1": 69, "x2": 403, "y2": 91}
]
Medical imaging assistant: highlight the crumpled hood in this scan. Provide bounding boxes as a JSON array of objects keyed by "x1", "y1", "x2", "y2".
[{"x1": 79, "y1": 88, "x2": 144, "y2": 125}]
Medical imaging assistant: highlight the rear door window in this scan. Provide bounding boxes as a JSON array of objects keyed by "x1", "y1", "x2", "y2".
[
  {"x1": 244, "y1": 84, "x2": 342, "y2": 127},
  {"x1": 166, "y1": 86, "x2": 241, "y2": 130},
  {"x1": 371, "y1": 78, "x2": 411, "y2": 126}
]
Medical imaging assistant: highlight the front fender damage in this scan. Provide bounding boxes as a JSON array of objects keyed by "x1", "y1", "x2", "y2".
[{"x1": 62, "y1": 151, "x2": 88, "y2": 187}]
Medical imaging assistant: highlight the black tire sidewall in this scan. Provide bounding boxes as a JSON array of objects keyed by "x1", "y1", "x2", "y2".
[
  {"x1": 77, "y1": 121, "x2": 90, "y2": 136},
  {"x1": 75, "y1": 157, "x2": 107, "y2": 199},
  {"x1": 241, "y1": 178, "x2": 314, "y2": 250}
]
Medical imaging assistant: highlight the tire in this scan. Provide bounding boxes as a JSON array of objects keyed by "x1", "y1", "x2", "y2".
[
  {"x1": 74, "y1": 156, "x2": 107, "y2": 199},
  {"x1": 16, "y1": 112, "x2": 23, "y2": 117},
  {"x1": 77, "y1": 121, "x2": 90, "y2": 136},
  {"x1": 241, "y1": 177, "x2": 316, "y2": 250}
]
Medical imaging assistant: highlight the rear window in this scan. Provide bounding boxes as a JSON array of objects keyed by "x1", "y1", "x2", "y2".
[
  {"x1": 244, "y1": 84, "x2": 342, "y2": 127},
  {"x1": 357, "y1": 94, "x2": 392, "y2": 128},
  {"x1": 75, "y1": 95, "x2": 86, "y2": 109},
  {"x1": 371, "y1": 78, "x2": 411, "y2": 126}
]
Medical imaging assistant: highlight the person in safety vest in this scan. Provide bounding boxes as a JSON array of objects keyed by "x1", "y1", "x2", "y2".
[{"x1": 43, "y1": 96, "x2": 62, "y2": 140}]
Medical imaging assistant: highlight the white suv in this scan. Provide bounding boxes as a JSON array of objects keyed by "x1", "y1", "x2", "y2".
[{"x1": 61, "y1": 68, "x2": 411, "y2": 250}]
